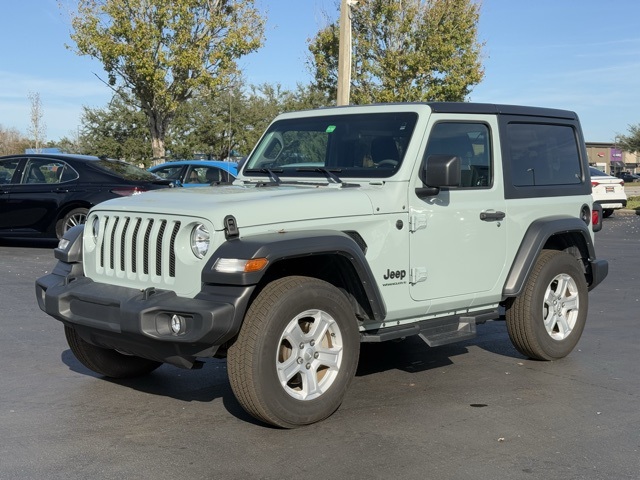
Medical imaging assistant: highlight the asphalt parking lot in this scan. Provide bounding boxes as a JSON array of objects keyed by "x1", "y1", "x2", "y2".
[{"x1": 1, "y1": 213, "x2": 639, "y2": 480}]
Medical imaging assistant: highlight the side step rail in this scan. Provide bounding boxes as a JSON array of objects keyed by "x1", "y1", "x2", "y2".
[{"x1": 360, "y1": 310, "x2": 499, "y2": 347}]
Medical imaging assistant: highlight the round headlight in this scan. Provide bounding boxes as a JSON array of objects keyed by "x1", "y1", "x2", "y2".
[
  {"x1": 91, "y1": 216, "x2": 100, "y2": 243},
  {"x1": 190, "y1": 223, "x2": 210, "y2": 259}
]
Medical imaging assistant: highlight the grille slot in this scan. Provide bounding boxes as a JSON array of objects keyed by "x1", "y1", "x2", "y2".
[{"x1": 95, "y1": 215, "x2": 181, "y2": 283}]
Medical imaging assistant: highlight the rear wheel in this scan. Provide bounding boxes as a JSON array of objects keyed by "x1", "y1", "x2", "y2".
[
  {"x1": 56, "y1": 207, "x2": 89, "y2": 239},
  {"x1": 227, "y1": 276, "x2": 359, "y2": 428},
  {"x1": 505, "y1": 250, "x2": 588, "y2": 360},
  {"x1": 65, "y1": 326, "x2": 162, "y2": 378},
  {"x1": 602, "y1": 209, "x2": 614, "y2": 218}
]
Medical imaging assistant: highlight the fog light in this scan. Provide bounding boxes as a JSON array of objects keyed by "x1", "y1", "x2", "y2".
[{"x1": 170, "y1": 314, "x2": 186, "y2": 335}]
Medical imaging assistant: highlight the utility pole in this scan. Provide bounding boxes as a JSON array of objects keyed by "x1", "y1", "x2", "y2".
[{"x1": 337, "y1": 0, "x2": 356, "y2": 106}]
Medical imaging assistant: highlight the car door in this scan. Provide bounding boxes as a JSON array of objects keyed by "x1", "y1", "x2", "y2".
[
  {"x1": 408, "y1": 117, "x2": 507, "y2": 312},
  {"x1": 0, "y1": 157, "x2": 25, "y2": 230},
  {"x1": 6, "y1": 158, "x2": 76, "y2": 235}
]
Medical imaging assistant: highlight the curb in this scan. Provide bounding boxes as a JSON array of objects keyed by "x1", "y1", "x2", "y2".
[{"x1": 615, "y1": 208, "x2": 640, "y2": 215}]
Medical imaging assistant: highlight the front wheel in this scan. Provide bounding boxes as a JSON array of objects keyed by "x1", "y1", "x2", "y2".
[
  {"x1": 227, "y1": 276, "x2": 360, "y2": 428},
  {"x1": 505, "y1": 250, "x2": 588, "y2": 360},
  {"x1": 65, "y1": 326, "x2": 162, "y2": 378}
]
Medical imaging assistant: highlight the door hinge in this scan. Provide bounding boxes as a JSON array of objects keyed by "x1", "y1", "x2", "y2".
[
  {"x1": 409, "y1": 213, "x2": 428, "y2": 232},
  {"x1": 410, "y1": 267, "x2": 428, "y2": 284}
]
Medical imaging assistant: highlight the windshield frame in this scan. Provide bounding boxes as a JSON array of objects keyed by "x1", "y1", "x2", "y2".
[{"x1": 242, "y1": 112, "x2": 419, "y2": 179}]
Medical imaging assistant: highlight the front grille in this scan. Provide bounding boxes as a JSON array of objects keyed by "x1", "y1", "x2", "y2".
[{"x1": 95, "y1": 215, "x2": 181, "y2": 283}]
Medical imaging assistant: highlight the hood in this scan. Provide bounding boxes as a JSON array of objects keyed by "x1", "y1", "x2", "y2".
[{"x1": 91, "y1": 183, "x2": 376, "y2": 230}]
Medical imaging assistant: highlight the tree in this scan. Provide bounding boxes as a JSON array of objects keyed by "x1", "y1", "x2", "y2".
[
  {"x1": 617, "y1": 125, "x2": 640, "y2": 153},
  {"x1": 67, "y1": 0, "x2": 265, "y2": 162},
  {"x1": 79, "y1": 92, "x2": 153, "y2": 164},
  {"x1": 0, "y1": 125, "x2": 30, "y2": 156},
  {"x1": 308, "y1": 0, "x2": 484, "y2": 104},
  {"x1": 75, "y1": 81, "x2": 332, "y2": 163},
  {"x1": 27, "y1": 92, "x2": 47, "y2": 151}
]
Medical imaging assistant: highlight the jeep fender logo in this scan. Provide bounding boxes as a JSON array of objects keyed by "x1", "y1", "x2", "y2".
[
  {"x1": 383, "y1": 269, "x2": 406, "y2": 280},
  {"x1": 382, "y1": 268, "x2": 407, "y2": 286}
]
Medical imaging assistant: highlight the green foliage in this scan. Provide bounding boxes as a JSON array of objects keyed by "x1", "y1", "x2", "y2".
[
  {"x1": 68, "y1": 0, "x2": 265, "y2": 160},
  {"x1": 78, "y1": 93, "x2": 153, "y2": 165},
  {"x1": 617, "y1": 124, "x2": 640, "y2": 153},
  {"x1": 626, "y1": 196, "x2": 640, "y2": 212},
  {"x1": 308, "y1": 0, "x2": 484, "y2": 103},
  {"x1": 74, "y1": 81, "x2": 332, "y2": 163}
]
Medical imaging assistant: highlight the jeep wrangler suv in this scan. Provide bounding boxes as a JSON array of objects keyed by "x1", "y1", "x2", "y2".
[{"x1": 36, "y1": 103, "x2": 608, "y2": 428}]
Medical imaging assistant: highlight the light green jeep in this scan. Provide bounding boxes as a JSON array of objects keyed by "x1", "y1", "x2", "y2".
[{"x1": 36, "y1": 103, "x2": 608, "y2": 427}]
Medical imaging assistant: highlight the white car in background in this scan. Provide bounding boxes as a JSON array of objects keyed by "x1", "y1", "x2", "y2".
[{"x1": 590, "y1": 167, "x2": 627, "y2": 217}]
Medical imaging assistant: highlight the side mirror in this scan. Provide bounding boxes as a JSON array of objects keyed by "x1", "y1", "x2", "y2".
[{"x1": 416, "y1": 155, "x2": 461, "y2": 197}]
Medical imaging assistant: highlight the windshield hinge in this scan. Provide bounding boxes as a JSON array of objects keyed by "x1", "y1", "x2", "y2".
[{"x1": 224, "y1": 215, "x2": 239, "y2": 239}]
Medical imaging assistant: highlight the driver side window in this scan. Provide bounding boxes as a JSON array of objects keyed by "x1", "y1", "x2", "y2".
[{"x1": 424, "y1": 122, "x2": 492, "y2": 188}]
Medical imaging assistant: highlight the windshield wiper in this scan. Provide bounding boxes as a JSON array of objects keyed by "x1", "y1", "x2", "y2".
[
  {"x1": 244, "y1": 168, "x2": 282, "y2": 184},
  {"x1": 295, "y1": 167, "x2": 344, "y2": 184}
]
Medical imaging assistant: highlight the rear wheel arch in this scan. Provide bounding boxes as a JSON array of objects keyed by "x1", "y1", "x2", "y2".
[{"x1": 503, "y1": 217, "x2": 595, "y2": 298}]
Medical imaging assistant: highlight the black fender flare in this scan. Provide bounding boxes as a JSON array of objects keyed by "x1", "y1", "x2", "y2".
[
  {"x1": 201, "y1": 229, "x2": 386, "y2": 321},
  {"x1": 503, "y1": 216, "x2": 596, "y2": 297}
]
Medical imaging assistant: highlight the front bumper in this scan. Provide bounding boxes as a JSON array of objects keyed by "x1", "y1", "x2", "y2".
[{"x1": 36, "y1": 261, "x2": 253, "y2": 368}]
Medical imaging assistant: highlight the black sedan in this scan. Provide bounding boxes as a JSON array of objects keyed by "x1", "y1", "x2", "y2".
[
  {"x1": 0, "y1": 154, "x2": 171, "y2": 239},
  {"x1": 616, "y1": 172, "x2": 640, "y2": 183}
]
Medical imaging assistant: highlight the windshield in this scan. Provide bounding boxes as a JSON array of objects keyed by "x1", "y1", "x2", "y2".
[{"x1": 244, "y1": 112, "x2": 418, "y2": 179}]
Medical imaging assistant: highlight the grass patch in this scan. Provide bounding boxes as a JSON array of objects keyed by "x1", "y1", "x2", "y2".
[{"x1": 626, "y1": 196, "x2": 640, "y2": 212}]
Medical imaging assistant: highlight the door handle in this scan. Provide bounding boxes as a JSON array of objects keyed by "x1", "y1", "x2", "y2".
[{"x1": 480, "y1": 210, "x2": 506, "y2": 221}]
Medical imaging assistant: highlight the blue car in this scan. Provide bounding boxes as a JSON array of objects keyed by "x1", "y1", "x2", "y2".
[{"x1": 149, "y1": 160, "x2": 237, "y2": 187}]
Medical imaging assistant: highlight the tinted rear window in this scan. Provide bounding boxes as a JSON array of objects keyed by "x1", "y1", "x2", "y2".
[
  {"x1": 508, "y1": 123, "x2": 582, "y2": 186},
  {"x1": 93, "y1": 159, "x2": 160, "y2": 181}
]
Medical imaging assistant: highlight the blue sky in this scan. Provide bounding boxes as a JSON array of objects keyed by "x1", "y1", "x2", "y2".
[{"x1": 1, "y1": 0, "x2": 639, "y2": 143}]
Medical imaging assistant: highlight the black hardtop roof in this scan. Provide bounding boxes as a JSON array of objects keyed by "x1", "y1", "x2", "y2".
[
  {"x1": 426, "y1": 102, "x2": 578, "y2": 120},
  {"x1": 309, "y1": 102, "x2": 578, "y2": 120}
]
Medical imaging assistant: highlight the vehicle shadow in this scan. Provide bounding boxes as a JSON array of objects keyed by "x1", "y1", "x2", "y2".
[
  {"x1": 59, "y1": 320, "x2": 523, "y2": 427},
  {"x1": 61, "y1": 349, "x2": 265, "y2": 426},
  {"x1": 356, "y1": 338, "x2": 466, "y2": 376},
  {"x1": 0, "y1": 238, "x2": 58, "y2": 248},
  {"x1": 355, "y1": 320, "x2": 524, "y2": 377},
  {"x1": 61, "y1": 349, "x2": 231, "y2": 403}
]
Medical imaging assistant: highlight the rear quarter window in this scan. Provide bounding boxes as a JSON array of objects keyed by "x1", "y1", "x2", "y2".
[
  {"x1": 508, "y1": 123, "x2": 582, "y2": 186},
  {"x1": 500, "y1": 116, "x2": 590, "y2": 199}
]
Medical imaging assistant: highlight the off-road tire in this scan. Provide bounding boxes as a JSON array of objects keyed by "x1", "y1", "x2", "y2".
[
  {"x1": 227, "y1": 276, "x2": 359, "y2": 428},
  {"x1": 506, "y1": 250, "x2": 588, "y2": 360},
  {"x1": 65, "y1": 326, "x2": 162, "y2": 378}
]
